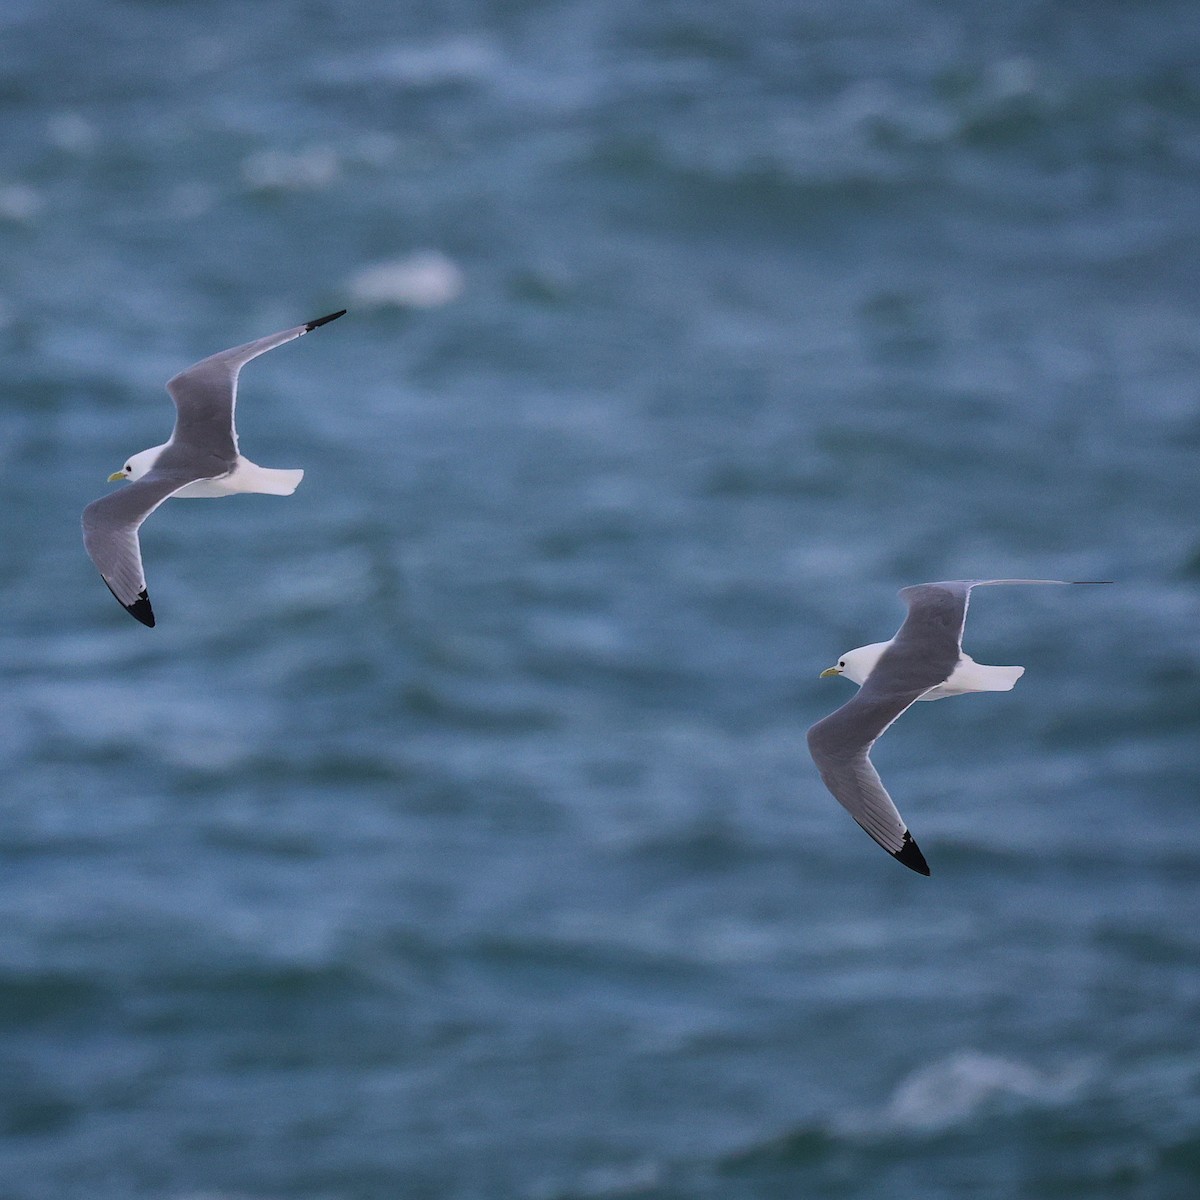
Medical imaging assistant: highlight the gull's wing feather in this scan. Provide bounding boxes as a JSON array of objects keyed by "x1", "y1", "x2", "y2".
[
  {"x1": 891, "y1": 582, "x2": 973, "y2": 679},
  {"x1": 807, "y1": 688, "x2": 931, "y2": 875},
  {"x1": 82, "y1": 472, "x2": 199, "y2": 626},
  {"x1": 165, "y1": 310, "x2": 346, "y2": 459},
  {"x1": 898, "y1": 579, "x2": 1110, "y2": 658}
]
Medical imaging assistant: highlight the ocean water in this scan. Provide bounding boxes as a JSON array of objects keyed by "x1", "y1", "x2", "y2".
[{"x1": 2, "y1": 1, "x2": 1200, "y2": 1196}]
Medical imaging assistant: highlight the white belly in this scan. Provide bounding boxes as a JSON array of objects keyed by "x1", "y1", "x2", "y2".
[{"x1": 172, "y1": 476, "x2": 237, "y2": 498}]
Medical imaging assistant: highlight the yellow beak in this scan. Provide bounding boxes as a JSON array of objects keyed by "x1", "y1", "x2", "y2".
[
  {"x1": 108, "y1": 471, "x2": 126, "y2": 482},
  {"x1": 819, "y1": 666, "x2": 842, "y2": 678}
]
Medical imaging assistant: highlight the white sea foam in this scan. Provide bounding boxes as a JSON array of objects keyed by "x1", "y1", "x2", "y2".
[
  {"x1": 531, "y1": 1159, "x2": 663, "y2": 1200},
  {"x1": 322, "y1": 36, "x2": 501, "y2": 90},
  {"x1": 346, "y1": 251, "x2": 465, "y2": 309},
  {"x1": 46, "y1": 112, "x2": 95, "y2": 154},
  {"x1": 844, "y1": 1051, "x2": 1087, "y2": 1135},
  {"x1": 241, "y1": 146, "x2": 340, "y2": 192},
  {"x1": 175, "y1": 1194, "x2": 287, "y2": 1200},
  {"x1": 0, "y1": 183, "x2": 40, "y2": 223}
]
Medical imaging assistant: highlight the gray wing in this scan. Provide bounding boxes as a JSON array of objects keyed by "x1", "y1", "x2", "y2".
[
  {"x1": 806, "y1": 689, "x2": 931, "y2": 875},
  {"x1": 805, "y1": 583, "x2": 969, "y2": 875},
  {"x1": 164, "y1": 310, "x2": 345, "y2": 460},
  {"x1": 82, "y1": 472, "x2": 198, "y2": 626},
  {"x1": 896, "y1": 578, "x2": 1106, "y2": 667},
  {"x1": 889, "y1": 581, "x2": 975, "y2": 685},
  {"x1": 809, "y1": 577, "x2": 1108, "y2": 873}
]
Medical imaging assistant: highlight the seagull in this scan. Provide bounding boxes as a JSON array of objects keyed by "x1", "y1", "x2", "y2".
[
  {"x1": 82, "y1": 310, "x2": 346, "y2": 627},
  {"x1": 806, "y1": 579, "x2": 1110, "y2": 876}
]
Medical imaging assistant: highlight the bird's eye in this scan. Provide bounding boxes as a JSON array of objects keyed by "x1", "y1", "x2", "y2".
[
  {"x1": 839, "y1": 661, "x2": 845, "y2": 668},
  {"x1": 124, "y1": 465, "x2": 131, "y2": 472}
]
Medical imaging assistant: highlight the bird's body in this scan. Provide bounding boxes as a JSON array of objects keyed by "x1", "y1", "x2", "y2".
[
  {"x1": 807, "y1": 578, "x2": 1108, "y2": 876},
  {"x1": 833, "y1": 639, "x2": 1024, "y2": 700},
  {"x1": 118, "y1": 442, "x2": 304, "y2": 498},
  {"x1": 82, "y1": 309, "x2": 345, "y2": 626}
]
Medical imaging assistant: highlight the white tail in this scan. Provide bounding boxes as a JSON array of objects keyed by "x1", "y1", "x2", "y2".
[
  {"x1": 971, "y1": 663, "x2": 1025, "y2": 692},
  {"x1": 919, "y1": 658, "x2": 1025, "y2": 701},
  {"x1": 229, "y1": 458, "x2": 304, "y2": 495},
  {"x1": 246, "y1": 466, "x2": 304, "y2": 495}
]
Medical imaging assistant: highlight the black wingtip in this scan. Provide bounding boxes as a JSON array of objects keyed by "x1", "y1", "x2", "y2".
[
  {"x1": 102, "y1": 578, "x2": 155, "y2": 627},
  {"x1": 305, "y1": 309, "x2": 346, "y2": 331},
  {"x1": 892, "y1": 831, "x2": 931, "y2": 876},
  {"x1": 126, "y1": 589, "x2": 155, "y2": 627}
]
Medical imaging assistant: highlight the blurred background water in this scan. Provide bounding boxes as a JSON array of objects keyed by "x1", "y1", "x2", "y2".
[{"x1": 2, "y1": 1, "x2": 1199, "y2": 1197}]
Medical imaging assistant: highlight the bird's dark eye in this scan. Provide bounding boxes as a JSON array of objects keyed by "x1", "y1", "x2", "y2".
[
  {"x1": 839, "y1": 661, "x2": 845, "y2": 668},
  {"x1": 125, "y1": 465, "x2": 131, "y2": 472}
]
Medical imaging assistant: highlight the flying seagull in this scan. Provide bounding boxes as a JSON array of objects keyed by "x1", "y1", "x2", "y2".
[
  {"x1": 806, "y1": 579, "x2": 1110, "y2": 876},
  {"x1": 82, "y1": 310, "x2": 346, "y2": 627}
]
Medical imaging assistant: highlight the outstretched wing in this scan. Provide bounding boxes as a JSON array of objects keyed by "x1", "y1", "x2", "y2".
[
  {"x1": 165, "y1": 310, "x2": 346, "y2": 460},
  {"x1": 806, "y1": 689, "x2": 931, "y2": 875},
  {"x1": 893, "y1": 580, "x2": 975, "y2": 669},
  {"x1": 898, "y1": 579, "x2": 1109, "y2": 661},
  {"x1": 81, "y1": 472, "x2": 197, "y2": 626}
]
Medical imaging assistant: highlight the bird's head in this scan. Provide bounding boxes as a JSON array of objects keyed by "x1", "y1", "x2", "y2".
[
  {"x1": 108, "y1": 446, "x2": 163, "y2": 483},
  {"x1": 819, "y1": 642, "x2": 889, "y2": 686}
]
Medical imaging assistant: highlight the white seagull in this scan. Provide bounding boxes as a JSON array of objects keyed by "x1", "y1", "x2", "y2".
[
  {"x1": 806, "y1": 579, "x2": 1110, "y2": 876},
  {"x1": 82, "y1": 310, "x2": 346, "y2": 627}
]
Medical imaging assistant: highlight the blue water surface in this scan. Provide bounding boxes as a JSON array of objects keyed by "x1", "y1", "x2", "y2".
[{"x1": 2, "y1": 2, "x2": 1199, "y2": 1197}]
